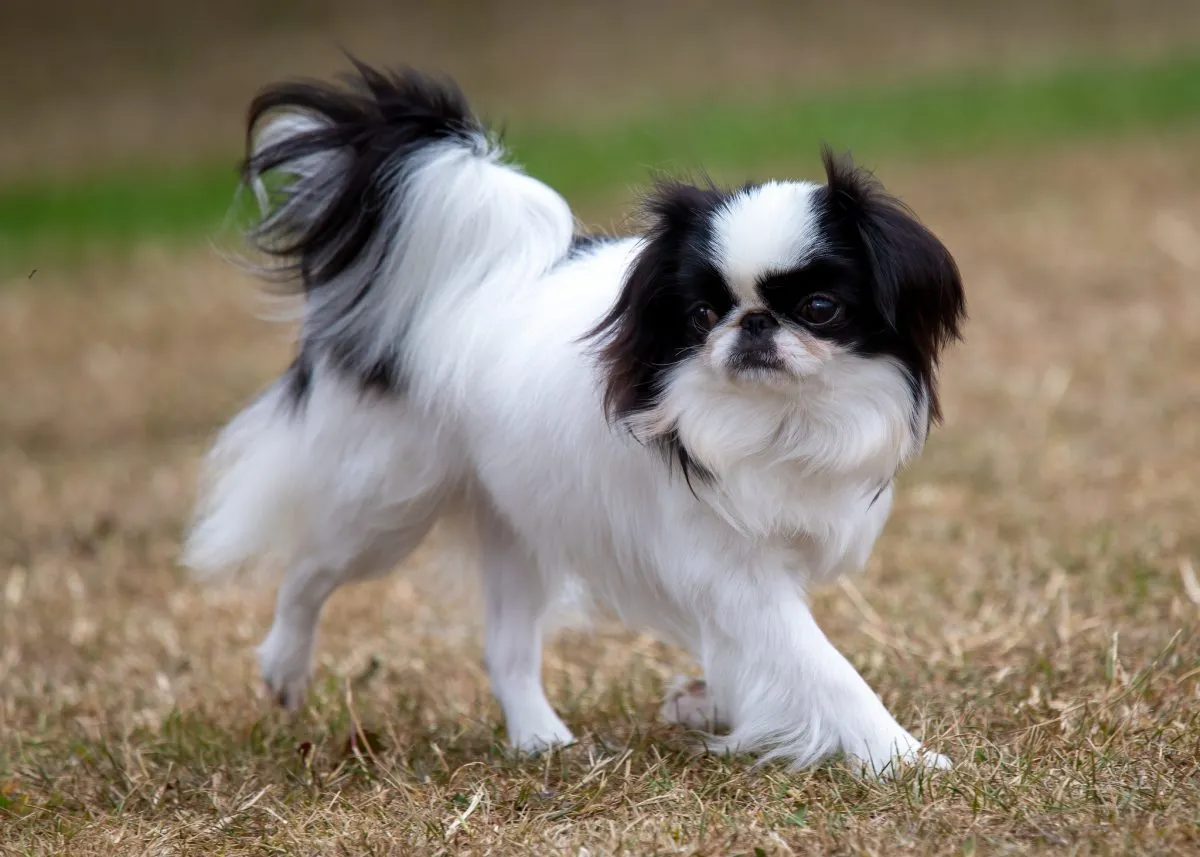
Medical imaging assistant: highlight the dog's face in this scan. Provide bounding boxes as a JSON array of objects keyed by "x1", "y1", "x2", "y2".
[
  {"x1": 679, "y1": 179, "x2": 905, "y2": 386},
  {"x1": 592, "y1": 149, "x2": 966, "y2": 471}
]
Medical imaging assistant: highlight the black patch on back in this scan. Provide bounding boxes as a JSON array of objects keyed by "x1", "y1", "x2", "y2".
[
  {"x1": 279, "y1": 345, "x2": 401, "y2": 415},
  {"x1": 281, "y1": 351, "x2": 314, "y2": 411},
  {"x1": 568, "y1": 232, "x2": 615, "y2": 258}
]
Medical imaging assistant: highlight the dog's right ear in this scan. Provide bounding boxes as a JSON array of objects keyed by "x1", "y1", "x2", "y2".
[{"x1": 586, "y1": 181, "x2": 726, "y2": 423}]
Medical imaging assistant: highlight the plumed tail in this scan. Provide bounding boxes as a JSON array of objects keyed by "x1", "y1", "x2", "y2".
[
  {"x1": 238, "y1": 59, "x2": 574, "y2": 395},
  {"x1": 183, "y1": 62, "x2": 573, "y2": 581}
]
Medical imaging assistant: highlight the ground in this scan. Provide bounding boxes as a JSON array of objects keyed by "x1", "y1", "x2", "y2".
[{"x1": 3, "y1": 3, "x2": 1200, "y2": 854}]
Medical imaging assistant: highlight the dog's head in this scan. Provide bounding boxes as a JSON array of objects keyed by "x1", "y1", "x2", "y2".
[{"x1": 590, "y1": 148, "x2": 966, "y2": 476}]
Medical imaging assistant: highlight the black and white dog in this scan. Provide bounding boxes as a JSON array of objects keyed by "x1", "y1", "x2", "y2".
[{"x1": 185, "y1": 62, "x2": 965, "y2": 776}]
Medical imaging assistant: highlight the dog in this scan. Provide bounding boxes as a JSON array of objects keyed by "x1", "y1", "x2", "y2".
[{"x1": 183, "y1": 61, "x2": 965, "y2": 777}]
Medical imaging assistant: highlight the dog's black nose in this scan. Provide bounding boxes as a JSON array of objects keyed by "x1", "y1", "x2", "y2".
[{"x1": 740, "y1": 311, "x2": 779, "y2": 337}]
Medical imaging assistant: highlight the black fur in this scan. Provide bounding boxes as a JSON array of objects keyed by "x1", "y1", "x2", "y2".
[
  {"x1": 590, "y1": 181, "x2": 731, "y2": 420},
  {"x1": 588, "y1": 181, "x2": 733, "y2": 481},
  {"x1": 589, "y1": 148, "x2": 965, "y2": 471},
  {"x1": 568, "y1": 232, "x2": 616, "y2": 258},
  {"x1": 814, "y1": 147, "x2": 966, "y2": 424},
  {"x1": 243, "y1": 60, "x2": 486, "y2": 405},
  {"x1": 245, "y1": 59, "x2": 483, "y2": 289},
  {"x1": 281, "y1": 352, "x2": 313, "y2": 410}
]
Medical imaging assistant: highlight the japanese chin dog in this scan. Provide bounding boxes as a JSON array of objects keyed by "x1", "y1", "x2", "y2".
[{"x1": 184, "y1": 61, "x2": 966, "y2": 777}]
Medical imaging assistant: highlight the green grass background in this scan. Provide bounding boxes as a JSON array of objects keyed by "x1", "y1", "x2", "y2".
[{"x1": 3, "y1": 52, "x2": 1200, "y2": 263}]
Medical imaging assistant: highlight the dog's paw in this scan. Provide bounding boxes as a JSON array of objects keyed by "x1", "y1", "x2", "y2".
[
  {"x1": 914, "y1": 749, "x2": 953, "y2": 771},
  {"x1": 847, "y1": 732, "x2": 951, "y2": 779},
  {"x1": 507, "y1": 708, "x2": 575, "y2": 755},
  {"x1": 660, "y1": 676, "x2": 723, "y2": 731},
  {"x1": 257, "y1": 625, "x2": 313, "y2": 711},
  {"x1": 504, "y1": 696, "x2": 578, "y2": 753}
]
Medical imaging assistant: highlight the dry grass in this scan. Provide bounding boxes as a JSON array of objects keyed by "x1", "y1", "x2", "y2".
[{"x1": 3, "y1": 134, "x2": 1200, "y2": 854}]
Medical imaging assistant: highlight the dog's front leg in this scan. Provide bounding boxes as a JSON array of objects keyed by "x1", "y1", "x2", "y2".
[{"x1": 695, "y1": 591, "x2": 949, "y2": 777}]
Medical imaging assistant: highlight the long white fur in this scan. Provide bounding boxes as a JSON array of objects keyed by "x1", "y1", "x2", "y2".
[{"x1": 184, "y1": 118, "x2": 948, "y2": 776}]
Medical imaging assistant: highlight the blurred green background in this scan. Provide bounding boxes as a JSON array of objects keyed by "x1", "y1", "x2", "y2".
[{"x1": 3, "y1": 0, "x2": 1200, "y2": 268}]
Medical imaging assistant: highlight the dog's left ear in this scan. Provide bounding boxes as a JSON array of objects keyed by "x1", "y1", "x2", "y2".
[{"x1": 821, "y1": 147, "x2": 967, "y2": 368}]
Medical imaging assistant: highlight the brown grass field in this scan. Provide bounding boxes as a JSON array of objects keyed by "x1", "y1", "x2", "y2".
[
  {"x1": 4, "y1": 2, "x2": 1200, "y2": 853},
  {"x1": 3, "y1": 133, "x2": 1199, "y2": 854}
]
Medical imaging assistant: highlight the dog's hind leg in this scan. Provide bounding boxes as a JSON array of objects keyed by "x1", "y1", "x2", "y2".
[
  {"x1": 257, "y1": 501, "x2": 443, "y2": 709},
  {"x1": 186, "y1": 364, "x2": 458, "y2": 710},
  {"x1": 258, "y1": 560, "x2": 339, "y2": 709},
  {"x1": 477, "y1": 507, "x2": 574, "y2": 753}
]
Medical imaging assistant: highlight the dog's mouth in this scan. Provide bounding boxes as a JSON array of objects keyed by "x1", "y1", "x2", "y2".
[{"x1": 727, "y1": 347, "x2": 790, "y2": 377}]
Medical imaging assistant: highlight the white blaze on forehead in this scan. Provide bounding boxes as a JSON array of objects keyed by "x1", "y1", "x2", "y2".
[{"x1": 711, "y1": 181, "x2": 823, "y2": 307}]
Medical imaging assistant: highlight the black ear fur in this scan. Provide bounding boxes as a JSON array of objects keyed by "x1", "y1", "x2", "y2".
[
  {"x1": 584, "y1": 180, "x2": 728, "y2": 486},
  {"x1": 821, "y1": 147, "x2": 967, "y2": 421},
  {"x1": 587, "y1": 180, "x2": 725, "y2": 421}
]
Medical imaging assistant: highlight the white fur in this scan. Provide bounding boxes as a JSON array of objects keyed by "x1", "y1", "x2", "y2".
[
  {"x1": 712, "y1": 181, "x2": 823, "y2": 304},
  {"x1": 185, "y1": 123, "x2": 947, "y2": 777}
]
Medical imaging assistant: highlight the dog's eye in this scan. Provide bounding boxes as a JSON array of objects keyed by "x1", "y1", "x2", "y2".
[
  {"x1": 796, "y1": 294, "x2": 841, "y2": 327},
  {"x1": 691, "y1": 303, "x2": 719, "y2": 333}
]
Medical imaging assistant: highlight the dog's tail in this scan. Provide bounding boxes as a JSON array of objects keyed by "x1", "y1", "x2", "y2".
[
  {"x1": 182, "y1": 62, "x2": 573, "y2": 580},
  {"x1": 236, "y1": 59, "x2": 574, "y2": 392}
]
